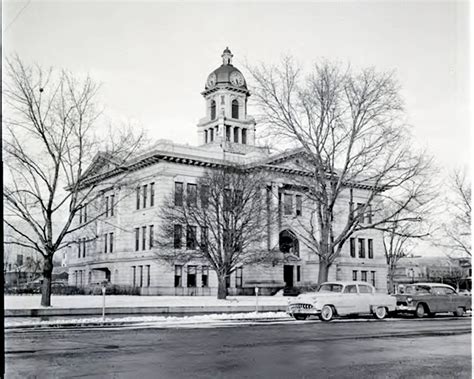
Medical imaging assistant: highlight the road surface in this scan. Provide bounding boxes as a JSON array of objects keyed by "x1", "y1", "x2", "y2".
[{"x1": 5, "y1": 317, "x2": 471, "y2": 378}]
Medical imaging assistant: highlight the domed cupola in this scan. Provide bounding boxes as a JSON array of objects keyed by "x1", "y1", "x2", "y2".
[{"x1": 205, "y1": 47, "x2": 248, "y2": 91}]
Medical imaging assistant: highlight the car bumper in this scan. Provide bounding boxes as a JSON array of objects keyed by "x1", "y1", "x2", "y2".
[
  {"x1": 287, "y1": 304, "x2": 320, "y2": 315},
  {"x1": 396, "y1": 305, "x2": 417, "y2": 312}
]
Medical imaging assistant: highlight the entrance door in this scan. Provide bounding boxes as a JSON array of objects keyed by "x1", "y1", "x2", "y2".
[{"x1": 284, "y1": 265, "x2": 294, "y2": 287}]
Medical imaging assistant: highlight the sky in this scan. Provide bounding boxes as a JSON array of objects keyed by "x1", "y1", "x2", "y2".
[{"x1": 3, "y1": 0, "x2": 470, "y2": 175}]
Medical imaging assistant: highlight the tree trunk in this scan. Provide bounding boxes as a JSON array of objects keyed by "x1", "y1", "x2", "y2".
[
  {"x1": 217, "y1": 275, "x2": 227, "y2": 300},
  {"x1": 318, "y1": 260, "x2": 331, "y2": 284},
  {"x1": 41, "y1": 256, "x2": 54, "y2": 307},
  {"x1": 388, "y1": 269, "x2": 395, "y2": 294}
]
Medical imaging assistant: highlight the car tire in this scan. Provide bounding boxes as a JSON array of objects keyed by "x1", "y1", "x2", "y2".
[
  {"x1": 373, "y1": 306, "x2": 387, "y2": 320},
  {"x1": 319, "y1": 305, "x2": 334, "y2": 322},
  {"x1": 294, "y1": 314, "x2": 307, "y2": 321},
  {"x1": 454, "y1": 307, "x2": 465, "y2": 317},
  {"x1": 415, "y1": 303, "x2": 426, "y2": 318}
]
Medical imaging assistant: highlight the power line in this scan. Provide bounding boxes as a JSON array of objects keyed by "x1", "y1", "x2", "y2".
[{"x1": 4, "y1": 0, "x2": 31, "y2": 33}]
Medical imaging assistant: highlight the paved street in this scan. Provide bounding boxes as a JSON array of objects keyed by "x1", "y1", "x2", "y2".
[{"x1": 5, "y1": 316, "x2": 471, "y2": 378}]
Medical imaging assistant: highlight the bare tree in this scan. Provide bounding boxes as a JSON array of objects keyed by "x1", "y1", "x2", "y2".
[
  {"x1": 157, "y1": 166, "x2": 273, "y2": 299},
  {"x1": 3, "y1": 56, "x2": 146, "y2": 306},
  {"x1": 249, "y1": 59, "x2": 432, "y2": 283}
]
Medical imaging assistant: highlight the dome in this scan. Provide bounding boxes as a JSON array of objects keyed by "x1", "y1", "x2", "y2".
[{"x1": 205, "y1": 47, "x2": 247, "y2": 90}]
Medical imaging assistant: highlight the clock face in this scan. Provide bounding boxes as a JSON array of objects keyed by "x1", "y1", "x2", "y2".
[
  {"x1": 207, "y1": 73, "x2": 217, "y2": 88},
  {"x1": 230, "y1": 71, "x2": 244, "y2": 87}
]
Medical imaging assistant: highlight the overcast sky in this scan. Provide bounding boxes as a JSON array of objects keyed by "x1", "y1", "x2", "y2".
[{"x1": 3, "y1": 1, "x2": 470, "y2": 174}]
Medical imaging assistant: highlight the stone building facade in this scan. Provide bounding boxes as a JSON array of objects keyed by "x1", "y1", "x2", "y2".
[{"x1": 67, "y1": 48, "x2": 388, "y2": 295}]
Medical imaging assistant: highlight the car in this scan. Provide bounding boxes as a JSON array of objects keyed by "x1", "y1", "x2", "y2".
[
  {"x1": 287, "y1": 281, "x2": 396, "y2": 322},
  {"x1": 395, "y1": 283, "x2": 472, "y2": 318}
]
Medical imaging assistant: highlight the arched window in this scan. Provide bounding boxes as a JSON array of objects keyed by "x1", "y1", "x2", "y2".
[
  {"x1": 232, "y1": 99, "x2": 239, "y2": 119},
  {"x1": 279, "y1": 230, "x2": 299, "y2": 257},
  {"x1": 210, "y1": 100, "x2": 216, "y2": 120}
]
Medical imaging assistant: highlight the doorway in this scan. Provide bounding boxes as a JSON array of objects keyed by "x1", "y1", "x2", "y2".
[{"x1": 284, "y1": 265, "x2": 294, "y2": 288}]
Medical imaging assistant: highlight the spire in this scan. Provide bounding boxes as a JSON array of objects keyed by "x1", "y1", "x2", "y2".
[{"x1": 221, "y1": 47, "x2": 233, "y2": 65}]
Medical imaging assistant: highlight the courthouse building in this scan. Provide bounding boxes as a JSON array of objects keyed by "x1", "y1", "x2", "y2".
[{"x1": 67, "y1": 48, "x2": 388, "y2": 295}]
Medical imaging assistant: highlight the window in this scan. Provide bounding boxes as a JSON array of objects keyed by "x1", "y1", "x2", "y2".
[
  {"x1": 201, "y1": 185, "x2": 209, "y2": 208},
  {"x1": 186, "y1": 225, "x2": 197, "y2": 250},
  {"x1": 174, "y1": 225, "x2": 182, "y2": 249},
  {"x1": 150, "y1": 183, "x2": 155, "y2": 207},
  {"x1": 359, "y1": 284, "x2": 372, "y2": 293},
  {"x1": 352, "y1": 270, "x2": 358, "y2": 281},
  {"x1": 234, "y1": 127, "x2": 239, "y2": 143},
  {"x1": 284, "y1": 193, "x2": 293, "y2": 215},
  {"x1": 368, "y1": 239, "x2": 373, "y2": 259},
  {"x1": 210, "y1": 128, "x2": 214, "y2": 142},
  {"x1": 224, "y1": 189, "x2": 232, "y2": 211},
  {"x1": 187, "y1": 265, "x2": 197, "y2": 287},
  {"x1": 371, "y1": 271, "x2": 376, "y2": 287},
  {"x1": 358, "y1": 238, "x2": 365, "y2": 258},
  {"x1": 135, "y1": 228, "x2": 140, "y2": 251},
  {"x1": 204, "y1": 130, "x2": 208, "y2": 143},
  {"x1": 349, "y1": 200, "x2": 354, "y2": 221},
  {"x1": 187, "y1": 184, "x2": 197, "y2": 206},
  {"x1": 241, "y1": 129, "x2": 247, "y2": 145},
  {"x1": 366, "y1": 204, "x2": 372, "y2": 224},
  {"x1": 82, "y1": 238, "x2": 86, "y2": 258},
  {"x1": 136, "y1": 187, "x2": 140, "y2": 210},
  {"x1": 143, "y1": 185, "x2": 148, "y2": 209},
  {"x1": 361, "y1": 270, "x2": 367, "y2": 282},
  {"x1": 297, "y1": 266, "x2": 301, "y2": 282},
  {"x1": 105, "y1": 196, "x2": 109, "y2": 217},
  {"x1": 146, "y1": 265, "x2": 151, "y2": 287},
  {"x1": 236, "y1": 267, "x2": 243, "y2": 288},
  {"x1": 149, "y1": 225, "x2": 154, "y2": 249},
  {"x1": 226, "y1": 125, "x2": 231, "y2": 141},
  {"x1": 17, "y1": 254, "x2": 23, "y2": 266},
  {"x1": 109, "y1": 232, "x2": 114, "y2": 253},
  {"x1": 296, "y1": 195, "x2": 302, "y2": 216},
  {"x1": 350, "y1": 238, "x2": 356, "y2": 258},
  {"x1": 77, "y1": 240, "x2": 81, "y2": 258},
  {"x1": 344, "y1": 284, "x2": 358, "y2": 294},
  {"x1": 138, "y1": 265, "x2": 143, "y2": 287},
  {"x1": 210, "y1": 100, "x2": 216, "y2": 120},
  {"x1": 79, "y1": 204, "x2": 88, "y2": 224},
  {"x1": 234, "y1": 190, "x2": 243, "y2": 208},
  {"x1": 174, "y1": 265, "x2": 182, "y2": 287},
  {"x1": 110, "y1": 195, "x2": 115, "y2": 216},
  {"x1": 142, "y1": 226, "x2": 146, "y2": 250},
  {"x1": 202, "y1": 266, "x2": 209, "y2": 287},
  {"x1": 200, "y1": 226, "x2": 208, "y2": 252},
  {"x1": 232, "y1": 99, "x2": 239, "y2": 119},
  {"x1": 356, "y1": 203, "x2": 364, "y2": 222},
  {"x1": 175, "y1": 182, "x2": 183, "y2": 206},
  {"x1": 132, "y1": 266, "x2": 136, "y2": 287}
]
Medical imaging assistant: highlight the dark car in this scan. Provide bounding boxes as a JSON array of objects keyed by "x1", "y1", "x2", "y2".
[{"x1": 396, "y1": 283, "x2": 471, "y2": 318}]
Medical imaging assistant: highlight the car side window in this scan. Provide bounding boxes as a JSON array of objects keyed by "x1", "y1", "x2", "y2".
[
  {"x1": 343, "y1": 285, "x2": 358, "y2": 294},
  {"x1": 444, "y1": 288, "x2": 456, "y2": 295},
  {"x1": 358, "y1": 285, "x2": 373, "y2": 294},
  {"x1": 432, "y1": 287, "x2": 446, "y2": 295}
]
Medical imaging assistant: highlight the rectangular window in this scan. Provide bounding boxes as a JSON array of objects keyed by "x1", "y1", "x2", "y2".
[
  {"x1": 350, "y1": 238, "x2": 356, "y2": 258},
  {"x1": 109, "y1": 232, "x2": 114, "y2": 253},
  {"x1": 105, "y1": 196, "x2": 109, "y2": 217},
  {"x1": 132, "y1": 266, "x2": 136, "y2": 287},
  {"x1": 135, "y1": 228, "x2": 140, "y2": 251},
  {"x1": 149, "y1": 225, "x2": 154, "y2": 249},
  {"x1": 297, "y1": 266, "x2": 301, "y2": 282},
  {"x1": 187, "y1": 183, "x2": 197, "y2": 206},
  {"x1": 77, "y1": 240, "x2": 81, "y2": 258},
  {"x1": 358, "y1": 238, "x2": 365, "y2": 258},
  {"x1": 295, "y1": 195, "x2": 302, "y2": 216},
  {"x1": 150, "y1": 183, "x2": 155, "y2": 207},
  {"x1": 210, "y1": 128, "x2": 214, "y2": 142},
  {"x1": 349, "y1": 201, "x2": 354, "y2": 221},
  {"x1": 200, "y1": 226, "x2": 208, "y2": 252},
  {"x1": 235, "y1": 267, "x2": 243, "y2": 288},
  {"x1": 371, "y1": 271, "x2": 376, "y2": 287},
  {"x1": 104, "y1": 233, "x2": 108, "y2": 253},
  {"x1": 241, "y1": 129, "x2": 247, "y2": 145},
  {"x1": 357, "y1": 203, "x2": 364, "y2": 222},
  {"x1": 186, "y1": 225, "x2": 197, "y2": 250},
  {"x1": 110, "y1": 194, "x2": 115, "y2": 216},
  {"x1": 234, "y1": 127, "x2": 239, "y2": 143},
  {"x1": 17, "y1": 254, "x2": 23, "y2": 266},
  {"x1": 84, "y1": 204, "x2": 87, "y2": 223},
  {"x1": 146, "y1": 265, "x2": 151, "y2": 287},
  {"x1": 187, "y1": 265, "x2": 197, "y2": 287},
  {"x1": 202, "y1": 266, "x2": 209, "y2": 287},
  {"x1": 201, "y1": 185, "x2": 209, "y2": 208},
  {"x1": 352, "y1": 270, "x2": 358, "y2": 281},
  {"x1": 366, "y1": 204, "x2": 372, "y2": 224},
  {"x1": 142, "y1": 226, "x2": 147, "y2": 250},
  {"x1": 205, "y1": 130, "x2": 208, "y2": 143},
  {"x1": 234, "y1": 190, "x2": 243, "y2": 208},
  {"x1": 139, "y1": 265, "x2": 143, "y2": 287},
  {"x1": 82, "y1": 238, "x2": 86, "y2": 258},
  {"x1": 175, "y1": 182, "x2": 183, "y2": 206},
  {"x1": 174, "y1": 265, "x2": 182, "y2": 287},
  {"x1": 143, "y1": 185, "x2": 148, "y2": 209},
  {"x1": 361, "y1": 270, "x2": 367, "y2": 282},
  {"x1": 174, "y1": 225, "x2": 182, "y2": 249},
  {"x1": 368, "y1": 239, "x2": 373, "y2": 259},
  {"x1": 136, "y1": 187, "x2": 140, "y2": 210},
  {"x1": 284, "y1": 193, "x2": 293, "y2": 215},
  {"x1": 226, "y1": 125, "x2": 231, "y2": 141},
  {"x1": 224, "y1": 188, "x2": 232, "y2": 211}
]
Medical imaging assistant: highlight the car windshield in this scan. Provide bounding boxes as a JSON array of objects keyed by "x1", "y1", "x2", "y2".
[
  {"x1": 318, "y1": 284, "x2": 343, "y2": 293},
  {"x1": 405, "y1": 285, "x2": 431, "y2": 294}
]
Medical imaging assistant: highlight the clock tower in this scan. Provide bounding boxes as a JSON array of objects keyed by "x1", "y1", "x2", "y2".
[{"x1": 197, "y1": 48, "x2": 256, "y2": 150}]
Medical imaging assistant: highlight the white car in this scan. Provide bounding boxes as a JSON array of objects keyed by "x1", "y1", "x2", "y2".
[{"x1": 288, "y1": 281, "x2": 397, "y2": 321}]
